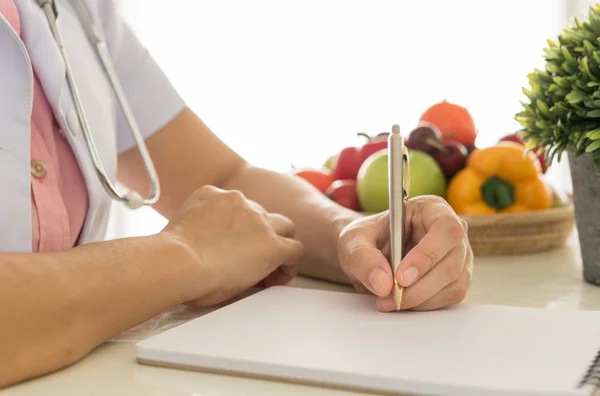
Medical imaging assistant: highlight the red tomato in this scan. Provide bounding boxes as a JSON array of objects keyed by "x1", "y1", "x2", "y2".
[
  {"x1": 325, "y1": 180, "x2": 361, "y2": 211},
  {"x1": 292, "y1": 169, "x2": 335, "y2": 193}
]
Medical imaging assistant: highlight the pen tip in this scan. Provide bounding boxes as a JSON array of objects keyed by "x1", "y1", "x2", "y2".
[
  {"x1": 393, "y1": 281, "x2": 403, "y2": 311},
  {"x1": 392, "y1": 124, "x2": 400, "y2": 134}
]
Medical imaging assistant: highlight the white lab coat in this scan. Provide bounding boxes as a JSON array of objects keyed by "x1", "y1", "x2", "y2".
[{"x1": 0, "y1": 0, "x2": 185, "y2": 252}]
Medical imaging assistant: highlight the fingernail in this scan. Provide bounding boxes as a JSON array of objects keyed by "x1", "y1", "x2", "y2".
[
  {"x1": 368, "y1": 268, "x2": 389, "y2": 295},
  {"x1": 401, "y1": 267, "x2": 419, "y2": 286},
  {"x1": 379, "y1": 297, "x2": 396, "y2": 312}
]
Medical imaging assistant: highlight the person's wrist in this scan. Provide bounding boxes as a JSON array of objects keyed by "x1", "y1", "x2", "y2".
[
  {"x1": 153, "y1": 231, "x2": 211, "y2": 304},
  {"x1": 331, "y1": 208, "x2": 363, "y2": 241},
  {"x1": 328, "y1": 207, "x2": 363, "y2": 269}
]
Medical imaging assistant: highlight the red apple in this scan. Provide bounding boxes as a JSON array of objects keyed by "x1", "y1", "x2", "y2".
[
  {"x1": 465, "y1": 143, "x2": 478, "y2": 156},
  {"x1": 499, "y1": 133, "x2": 521, "y2": 145},
  {"x1": 432, "y1": 141, "x2": 468, "y2": 180},
  {"x1": 325, "y1": 180, "x2": 361, "y2": 211},
  {"x1": 405, "y1": 123, "x2": 444, "y2": 154}
]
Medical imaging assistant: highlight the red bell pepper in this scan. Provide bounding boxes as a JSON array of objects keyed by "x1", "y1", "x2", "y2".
[{"x1": 333, "y1": 133, "x2": 388, "y2": 180}]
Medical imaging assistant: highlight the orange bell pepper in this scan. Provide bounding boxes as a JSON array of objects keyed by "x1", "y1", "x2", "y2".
[{"x1": 446, "y1": 142, "x2": 552, "y2": 215}]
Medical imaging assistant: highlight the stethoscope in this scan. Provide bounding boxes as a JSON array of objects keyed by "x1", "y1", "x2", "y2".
[{"x1": 37, "y1": 0, "x2": 159, "y2": 209}]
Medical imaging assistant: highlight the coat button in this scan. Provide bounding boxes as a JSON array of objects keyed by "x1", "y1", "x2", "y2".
[
  {"x1": 31, "y1": 160, "x2": 48, "y2": 179},
  {"x1": 67, "y1": 109, "x2": 81, "y2": 136}
]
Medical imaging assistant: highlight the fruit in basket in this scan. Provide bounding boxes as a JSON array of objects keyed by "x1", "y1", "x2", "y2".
[
  {"x1": 333, "y1": 133, "x2": 387, "y2": 181},
  {"x1": 355, "y1": 152, "x2": 388, "y2": 213},
  {"x1": 325, "y1": 180, "x2": 361, "y2": 211},
  {"x1": 323, "y1": 154, "x2": 337, "y2": 171},
  {"x1": 357, "y1": 133, "x2": 389, "y2": 163},
  {"x1": 333, "y1": 147, "x2": 361, "y2": 180},
  {"x1": 551, "y1": 189, "x2": 565, "y2": 208},
  {"x1": 432, "y1": 141, "x2": 469, "y2": 180},
  {"x1": 406, "y1": 124, "x2": 469, "y2": 180},
  {"x1": 497, "y1": 133, "x2": 521, "y2": 145},
  {"x1": 356, "y1": 149, "x2": 446, "y2": 213},
  {"x1": 405, "y1": 123, "x2": 444, "y2": 154},
  {"x1": 545, "y1": 182, "x2": 567, "y2": 208},
  {"x1": 446, "y1": 141, "x2": 552, "y2": 215},
  {"x1": 419, "y1": 100, "x2": 477, "y2": 146},
  {"x1": 292, "y1": 169, "x2": 335, "y2": 193},
  {"x1": 465, "y1": 144, "x2": 478, "y2": 156},
  {"x1": 498, "y1": 132, "x2": 548, "y2": 174},
  {"x1": 409, "y1": 150, "x2": 447, "y2": 198}
]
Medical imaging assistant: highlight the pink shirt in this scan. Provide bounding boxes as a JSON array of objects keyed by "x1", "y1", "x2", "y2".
[{"x1": 2, "y1": 0, "x2": 88, "y2": 252}]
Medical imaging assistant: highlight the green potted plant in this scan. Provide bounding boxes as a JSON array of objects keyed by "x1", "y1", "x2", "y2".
[{"x1": 516, "y1": 5, "x2": 600, "y2": 286}]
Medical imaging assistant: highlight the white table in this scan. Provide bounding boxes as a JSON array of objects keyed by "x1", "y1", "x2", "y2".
[{"x1": 3, "y1": 233, "x2": 600, "y2": 396}]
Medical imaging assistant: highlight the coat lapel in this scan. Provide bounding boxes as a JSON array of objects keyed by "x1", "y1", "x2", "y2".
[
  {"x1": 13, "y1": 0, "x2": 68, "y2": 132},
  {"x1": 0, "y1": 13, "x2": 33, "y2": 252}
]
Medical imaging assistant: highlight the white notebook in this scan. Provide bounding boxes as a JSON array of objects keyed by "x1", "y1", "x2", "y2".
[{"x1": 136, "y1": 286, "x2": 600, "y2": 396}]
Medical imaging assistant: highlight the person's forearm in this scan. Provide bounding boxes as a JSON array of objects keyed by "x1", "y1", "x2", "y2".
[
  {"x1": 222, "y1": 163, "x2": 361, "y2": 283},
  {"x1": 117, "y1": 108, "x2": 361, "y2": 282},
  {"x1": 0, "y1": 234, "x2": 198, "y2": 388}
]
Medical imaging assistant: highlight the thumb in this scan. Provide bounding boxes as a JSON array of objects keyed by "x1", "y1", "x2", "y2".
[{"x1": 338, "y1": 213, "x2": 394, "y2": 297}]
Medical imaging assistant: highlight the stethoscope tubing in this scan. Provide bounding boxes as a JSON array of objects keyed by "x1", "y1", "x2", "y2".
[{"x1": 37, "y1": 0, "x2": 160, "y2": 209}]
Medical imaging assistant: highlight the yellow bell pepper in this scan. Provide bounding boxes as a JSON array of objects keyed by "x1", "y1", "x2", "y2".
[{"x1": 447, "y1": 142, "x2": 552, "y2": 215}]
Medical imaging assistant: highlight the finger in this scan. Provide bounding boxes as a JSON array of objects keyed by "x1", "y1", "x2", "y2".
[
  {"x1": 194, "y1": 185, "x2": 226, "y2": 199},
  {"x1": 247, "y1": 199, "x2": 268, "y2": 214},
  {"x1": 266, "y1": 213, "x2": 296, "y2": 238},
  {"x1": 255, "y1": 237, "x2": 302, "y2": 288},
  {"x1": 338, "y1": 213, "x2": 393, "y2": 297},
  {"x1": 376, "y1": 295, "x2": 398, "y2": 312},
  {"x1": 410, "y1": 265, "x2": 471, "y2": 311},
  {"x1": 260, "y1": 264, "x2": 298, "y2": 287},
  {"x1": 276, "y1": 237, "x2": 305, "y2": 266},
  {"x1": 400, "y1": 243, "x2": 466, "y2": 310},
  {"x1": 267, "y1": 239, "x2": 302, "y2": 286},
  {"x1": 376, "y1": 243, "x2": 466, "y2": 312},
  {"x1": 397, "y1": 214, "x2": 466, "y2": 288},
  {"x1": 275, "y1": 254, "x2": 300, "y2": 281},
  {"x1": 352, "y1": 282, "x2": 371, "y2": 294}
]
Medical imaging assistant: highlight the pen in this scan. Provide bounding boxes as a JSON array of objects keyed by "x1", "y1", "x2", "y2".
[{"x1": 388, "y1": 124, "x2": 408, "y2": 311}]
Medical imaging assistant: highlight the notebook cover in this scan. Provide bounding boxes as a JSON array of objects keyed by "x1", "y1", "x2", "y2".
[{"x1": 136, "y1": 286, "x2": 600, "y2": 396}]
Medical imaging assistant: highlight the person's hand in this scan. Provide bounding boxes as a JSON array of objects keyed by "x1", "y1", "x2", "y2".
[
  {"x1": 162, "y1": 186, "x2": 304, "y2": 307},
  {"x1": 337, "y1": 195, "x2": 472, "y2": 311}
]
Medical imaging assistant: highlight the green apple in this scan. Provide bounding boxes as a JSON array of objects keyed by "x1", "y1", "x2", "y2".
[
  {"x1": 356, "y1": 149, "x2": 446, "y2": 213},
  {"x1": 323, "y1": 154, "x2": 337, "y2": 171},
  {"x1": 356, "y1": 151, "x2": 389, "y2": 213},
  {"x1": 547, "y1": 184, "x2": 566, "y2": 208},
  {"x1": 551, "y1": 192, "x2": 564, "y2": 208},
  {"x1": 408, "y1": 149, "x2": 447, "y2": 198}
]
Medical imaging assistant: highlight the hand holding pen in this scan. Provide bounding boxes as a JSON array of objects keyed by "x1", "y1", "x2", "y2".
[{"x1": 336, "y1": 125, "x2": 474, "y2": 311}]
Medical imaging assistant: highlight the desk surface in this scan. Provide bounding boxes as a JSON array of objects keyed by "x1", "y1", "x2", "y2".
[{"x1": 3, "y1": 234, "x2": 600, "y2": 396}]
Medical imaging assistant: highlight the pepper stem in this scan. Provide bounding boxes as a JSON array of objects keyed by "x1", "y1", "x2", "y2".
[{"x1": 480, "y1": 176, "x2": 515, "y2": 210}]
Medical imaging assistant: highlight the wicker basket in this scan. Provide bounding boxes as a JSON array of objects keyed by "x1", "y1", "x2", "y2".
[{"x1": 461, "y1": 204, "x2": 576, "y2": 256}]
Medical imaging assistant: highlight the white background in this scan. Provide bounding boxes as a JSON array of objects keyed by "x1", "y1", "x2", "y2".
[{"x1": 107, "y1": 0, "x2": 597, "y2": 239}]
